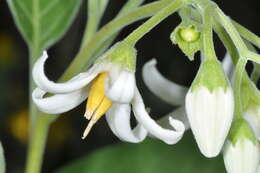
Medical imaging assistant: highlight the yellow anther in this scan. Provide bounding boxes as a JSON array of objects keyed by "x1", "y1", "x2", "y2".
[{"x1": 82, "y1": 72, "x2": 113, "y2": 139}]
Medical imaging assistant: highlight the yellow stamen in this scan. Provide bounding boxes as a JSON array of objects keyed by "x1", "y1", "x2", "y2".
[
  {"x1": 83, "y1": 72, "x2": 113, "y2": 138},
  {"x1": 82, "y1": 120, "x2": 95, "y2": 139}
]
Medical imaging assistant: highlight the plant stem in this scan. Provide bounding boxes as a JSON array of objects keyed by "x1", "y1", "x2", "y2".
[
  {"x1": 232, "y1": 20, "x2": 260, "y2": 48},
  {"x1": 25, "y1": 116, "x2": 50, "y2": 173},
  {"x1": 89, "y1": 0, "x2": 146, "y2": 58},
  {"x1": 61, "y1": 0, "x2": 173, "y2": 80},
  {"x1": 233, "y1": 58, "x2": 247, "y2": 119},
  {"x1": 123, "y1": 0, "x2": 187, "y2": 46},
  {"x1": 202, "y1": 4, "x2": 217, "y2": 61},
  {"x1": 80, "y1": 0, "x2": 108, "y2": 49},
  {"x1": 26, "y1": 49, "x2": 45, "y2": 173}
]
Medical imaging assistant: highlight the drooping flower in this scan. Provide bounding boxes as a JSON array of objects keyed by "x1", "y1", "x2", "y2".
[
  {"x1": 186, "y1": 58, "x2": 234, "y2": 158},
  {"x1": 223, "y1": 119, "x2": 260, "y2": 173},
  {"x1": 32, "y1": 42, "x2": 185, "y2": 144}
]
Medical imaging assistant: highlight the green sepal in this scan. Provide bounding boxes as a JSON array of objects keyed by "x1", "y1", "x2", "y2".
[
  {"x1": 191, "y1": 59, "x2": 228, "y2": 92},
  {"x1": 241, "y1": 74, "x2": 260, "y2": 111},
  {"x1": 170, "y1": 20, "x2": 202, "y2": 61},
  {"x1": 96, "y1": 42, "x2": 137, "y2": 71},
  {"x1": 228, "y1": 118, "x2": 257, "y2": 145}
]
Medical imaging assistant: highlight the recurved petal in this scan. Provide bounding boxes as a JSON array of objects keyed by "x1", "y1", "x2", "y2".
[
  {"x1": 106, "y1": 103, "x2": 147, "y2": 143},
  {"x1": 157, "y1": 106, "x2": 190, "y2": 131},
  {"x1": 222, "y1": 53, "x2": 234, "y2": 79},
  {"x1": 32, "y1": 87, "x2": 88, "y2": 114},
  {"x1": 132, "y1": 88, "x2": 185, "y2": 144},
  {"x1": 33, "y1": 51, "x2": 99, "y2": 94},
  {"x1": 105, "y1": 70, "x2": 135, "y2": 103},
  {"x1": 142, "y1": 59, "x2": 188, "y2": 106}
]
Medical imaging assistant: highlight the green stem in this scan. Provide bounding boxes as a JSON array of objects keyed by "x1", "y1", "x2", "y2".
[
  {"x1": 88, "y1": 0, "x2": 146, "y2": 58},
  {"x1": 251, "y1": 65, "x2": 260, "y2": 83},
  {"x1": 202, "y1": 4, "x2": 217, "y2": 61},
  {"x1": 233, "y1": 58, "x2": 247, "y2": 119},
  {"x1": 26, "y1": 49, "x2": 44, "y2": 173},
  {"x1": 214, "y1": 7, "x2": 248, "y2": 53},
  {"x1": 80, "y1": 0, "x2": 108, "y2": 49},
  {"x1": 123, "y1": 0, "x2": 187, "y2": 46},
  {"x1": 214, "y1": 22, "x2": 260, "y2": 111},
  {"x1": 25, "y1": 115, "x2": 51, "y2": 173},
  {"x1": 213, "y1": 21, "x2": 239, "y2": 64},
  {"x1": 232, "y1": 20, "x2": 260, "y2": 48},
  {"x1": 215, "y1": 7, "x2": 260, "y2": 64},
  {"x1": 61, "y1": 0, "x2": 173, "y2": 80}
]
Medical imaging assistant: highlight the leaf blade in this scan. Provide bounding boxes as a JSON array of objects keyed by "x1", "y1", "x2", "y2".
[{"x1": 7, "y1": 0, "x2": 82, "y2": 51}]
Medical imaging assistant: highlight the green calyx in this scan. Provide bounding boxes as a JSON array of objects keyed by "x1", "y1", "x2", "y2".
[
  {"x1": 96, "y1": 42, "x2": 137, "y2": 71},
  {"x1": 241, "y1": 74, "x2": 260, "y2": 111},
  {"x1": 228, "y1": 118, "x2": 257, "y2": 145},
  {"x1": 170, "y1": 20, "x2": 202, "y2": 60},
  {"x1": 191, "y1": 59, "x2": 228, "y2": 92}
]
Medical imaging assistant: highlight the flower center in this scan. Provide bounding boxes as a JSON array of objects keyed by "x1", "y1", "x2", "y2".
[{"x1": 82, "y1": 72, "x2": 113, "y2": 139}]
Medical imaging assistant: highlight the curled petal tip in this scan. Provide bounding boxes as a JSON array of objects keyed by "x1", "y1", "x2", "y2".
[{"x1": 169, "y1": 117, "x2": 185, "y2": 133}]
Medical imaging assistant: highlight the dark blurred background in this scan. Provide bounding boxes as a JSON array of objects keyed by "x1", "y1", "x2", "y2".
[{"x1": 0, "y1": 0, "x2": 259, "y2": 172}]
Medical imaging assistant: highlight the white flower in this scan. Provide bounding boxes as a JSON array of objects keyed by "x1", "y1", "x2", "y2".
[
  {"x1": 224, "y1": 139, "x2": 260, "y2": 173},
  {"x1": 32, "y1": 50, "x2": 185, "y2": 144}
]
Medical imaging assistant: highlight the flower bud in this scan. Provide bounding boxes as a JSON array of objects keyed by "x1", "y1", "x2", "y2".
[
  {"x1": 185, "y1": 59, "x2": 234, "y2": 157},
  {"x1": 224, "y1": 120, "x2": 260, "y2": 173}
]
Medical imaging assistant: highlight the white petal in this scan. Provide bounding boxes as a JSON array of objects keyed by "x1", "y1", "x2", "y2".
[
  {"x1": 105, "y1": 70, "x2": 135, "y2": 103},
  {"x1": 222, "y1": 53, "x2": 234, "y2": 79},
  {"x1": 186, "y1": 86, "x2": 234, "y2": 158},
  {"x1": 157, "y1": 106, "x2": 190, "y2": 131},
  {"x1": 224, "y1": 139, "x2": 260, "y2": 173},
  {"x1": 33, "y1": 51, "x2": 99, "y2": 94},
  {"x1": 132, "y1": 88, "x2": 185, "y2": 144},
  {"x1": 106, "y1": 103, "x2": 147, "y2": 143},
  {"x1": 142, "y1": 59, "x2": 188, "y2": 105},
  {"x1": 32, "y1": 87, "x2": 88, "y2": 114}
]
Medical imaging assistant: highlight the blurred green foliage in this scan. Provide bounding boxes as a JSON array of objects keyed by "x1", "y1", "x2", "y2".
[
  {"x1": 7, "y1": 0, "x2": 82, "y2": 51},
  {"x1": 56, "y1": 132, "x2": 226, "y2": 173}
]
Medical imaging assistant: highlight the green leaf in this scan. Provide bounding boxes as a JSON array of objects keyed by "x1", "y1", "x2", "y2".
[
  {"x1": 0, "y1": 143, "x2": 5, "y2": 173},
  {"x1": 7, "y1": 0, "x2": 82, "y2": 51},
  {"x1": 56, "y1": 133, "x2": 225, "y2": 173}
]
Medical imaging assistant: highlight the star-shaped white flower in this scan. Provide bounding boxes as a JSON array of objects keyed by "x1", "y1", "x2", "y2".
[{"x1": 32, "y1": 48, "x2": 185, "y2": 144}]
